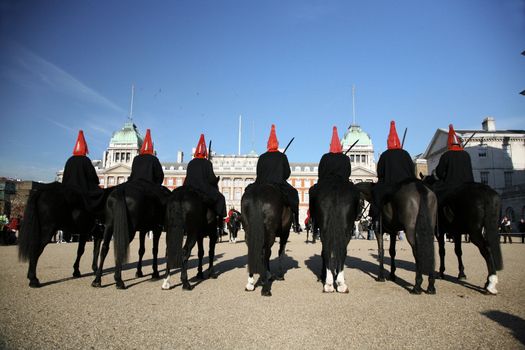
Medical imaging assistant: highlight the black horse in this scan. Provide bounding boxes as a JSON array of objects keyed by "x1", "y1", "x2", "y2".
[
  {"x1": 161, "y1": 186, "x2": 218, "y2": 291},
  {"x1": 18, "y1": 182, "x2": 113, "y2": 287},
  {"x1": 310, "y1": 181, "x2": 361, "y2": 293},
  {"x1": 422, "y1": 175, "x2": 502, "y2": 294},
  {"x1": 91, "y1": 181, "x2": 167, "y2": 289},
  {"x1": 241, "y1": 184, "x2": 292, "y2": 296},
  {"x1": 357, "y1": 180, "x2": 437, "y2": 294},
  {"x1": 227, "y1": 210, "x2": 242, "y2": 243}
]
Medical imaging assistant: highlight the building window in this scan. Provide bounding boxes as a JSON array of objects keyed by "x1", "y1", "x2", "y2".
[
  {"x1": 100, "y1": 178, "x2": 105, "y2": 185},
  {"x1": 126, "y1": 153, "x2": 131, "y2": 162},
  {"x1": 478, "y1": 146, "x2": 487, "y2": 158},
  {"x1": 234, "y1": 188, "x2": 242, "y2": 200},
  {"x1": 117, "y1": 177, "x2": 125, "y2": 184},
  {"x1": 295, "y1": 179, "x2": 302, "y2": 188},
  {"x1": 304, "y1": 191, "x2": 309, "y2": 203},
  {"x1": 304, "y1": 179, "x2": 311, "y2": 188},
  {"x1": 480, "y1": 171, "x2": 489, "y2": 185},
  {"x1": 223, "y1": 190, "x2": 230, "y2": 200},
  {"x1": 304, "y1": 166, "x2": 310, "y2": 172},
  {"x1": 362, "y1": 155, "x2": 366, "y2": 163},
  {"x1": 223, "y1": 178, "x2": 231, "y2": 187},
  {"x1": 245, "y1": 178, "x2": 254, "y2": 186},
  {"x1": 108, "y1": 177, "x2": 115, "y2": 185},
  {"x1": 115, "y1": 153, "x2": 120, "y2": 162},
  {"x1": 295, "y1": 166, "x2": 301, "y2": 172},
  {"x1": 176, "y1": 178, "x2": 183, "y2": 186},
  {"x1": 350, "y1": 155, "x2": 355, "y2": 162},
  {"x1": 167, "y1": 178, "x2": 174, "y2": 186},
  {"x1": 234, "y1": 178, "x2": 243, "y2": 187},
  {"x1": 504, "y1": 172, "x2": 513, "y2": 188}
]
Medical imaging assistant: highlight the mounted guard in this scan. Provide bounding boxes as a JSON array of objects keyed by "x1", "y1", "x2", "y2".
[
  {"x1": 183, "y1": 134, "x2": 227, "y2": 235},
  {"x1": 308, "y1": 126, "x2": 360, "y2": 293}
]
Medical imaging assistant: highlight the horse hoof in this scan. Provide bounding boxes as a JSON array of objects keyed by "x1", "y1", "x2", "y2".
[
  {"x1": 389, "y1": 274, "x2": 397, "y2": 282},
  {"x1": 151, "y1": 272, "x2": 161, "y2": 280},
  {"x1": 136, "y1": 271, "x2": 144, "y2": 278},
  {"x1": 209, "y1": 272, "x2": 218, "y2": 279},
  {"x1": 72, "y1": 271, "x2": 81, "y2": 278},
  {"x1": 458, "y1": 274, "x2": 467, "y2": 280},
  {"x1": 161, "y1": 280, "x2": 171, "y2": 290},
  {"x1": 427, "y1": 287, "x2": 436, "y2": 295},
  {"x1": 323, "y1": 284, "x2": 335, "y2": 293},
  {"x1": 377, "y1": 277, "x2": 386, "y2": 282},
  {"x1": 29, "y1": 280, "x2": 41, "y2": 288},
  {"x1": 182, "y1": 282, "x2": 193, "y2": 291},
  {"x1": 274, "y1": 275, "x2": 285, "y2": 281},
  {"x1": 196, "y1": 272, "x2": 204, "y2": 280},
  {"x1": 116, "y1": 282, "x2": 127, "y2": 290},
  {"x1": 261, "y1": 289, "x2": 272, "y2": 297},
  {"x1": 245, "y1": 285, "x2": 255, "y2": 292},
  {"x1": 410, "y1": 287, "x2": 423, "y2": 295},
  {"x1": 336, "y1": 285, "x2": 349, "y2": 293},
  {"x1": 91, "y1": 280, "x2": 101, "y2": 288}
]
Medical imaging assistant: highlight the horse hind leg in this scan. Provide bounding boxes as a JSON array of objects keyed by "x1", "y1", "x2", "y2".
[
  {"x1": 136, "y1": 231, "x2": 146, "y2": 278},
  {"x1": 208, "y1": 230, "x2": 218, "y2": 279},
  {"x1": 323, "y1": 267, "x2": 335, "y2": 293},
  {"x1": 150, "y1": 229, "x2": 161, "y2": 280},
  {"x1": 196, "y1": 237, "x2": 205, "y2": 280},
  {"x1": 335, "y1": 269, "x2": 349, "y2": 294},
  {"x1": 73, "y1": 234, "x2": 88, "y2": 278},
  {"x1": 274, "y1": 238, "x2": 286, "y2": 281},
  {"x1": 245, "y1": 273, "x2": 256, "y2": 291},
  {"x1": 389, "y1": 234, "x2": 397, "y2": 281},
  {"x1": 454, "y1": 237, "x2": 467, "y2": 280},
  {"x1": 181, "y1": 235, "x2": 197, "y2": 290},
  {"x1": 261, "y1": 247, "x2": 272, "y2": 296}
]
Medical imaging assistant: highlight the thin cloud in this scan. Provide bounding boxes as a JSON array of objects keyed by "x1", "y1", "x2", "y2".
[
  {"x1": 5, "y1": 41, "x2": 126, "y2": 114},
  {"x1": 43, "y1": 118, "x2": 75, "y2": 132}
]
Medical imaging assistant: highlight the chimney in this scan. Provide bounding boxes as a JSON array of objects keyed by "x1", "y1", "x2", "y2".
[
  {"x1": 482, "y1": 117, "x2": 496, "y2": 132},
  {"x1": 176, "y1": 151, "x2": 184, "y2": 163}
]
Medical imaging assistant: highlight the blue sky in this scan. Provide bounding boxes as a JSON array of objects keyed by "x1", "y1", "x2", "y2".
[{"x1": 0, "y1": 0, "x2": 524, "y2": 182}]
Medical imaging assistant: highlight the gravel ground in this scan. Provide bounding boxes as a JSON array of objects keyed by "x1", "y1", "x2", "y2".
[{"x1": 0, "y1": 232, "x2": 524, "y2": 349}]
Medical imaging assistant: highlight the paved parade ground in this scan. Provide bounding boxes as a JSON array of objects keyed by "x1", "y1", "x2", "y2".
[{"x1": 1, "y1": 232, "x2": 524, "y2": 349}]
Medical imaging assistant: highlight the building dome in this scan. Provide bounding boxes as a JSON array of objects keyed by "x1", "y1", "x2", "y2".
[
  {"x1": 109, "y1": 122, "x2": 143, "y2": 147},
  {"x1": 341, "y1": 124, "x2": 373, "y2": 148}
]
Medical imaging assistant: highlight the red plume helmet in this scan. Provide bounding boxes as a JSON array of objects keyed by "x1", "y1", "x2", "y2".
[
  {"x1": 194, "y1": 134, "x2": 208, "y2": 159},
  {"x1": 267, "y1": 124, "x2": 279, "y2": 152},
  {"x1": 447, "y1": 124, "x2": 463, "y2": 151},
  {"x1": 73, "y1": 130, "x2": 89, "y2": 156},
  {"x1": 140, "y1": 129, "x2": 154, "y2": 155},
  {"x1": 387, "y1": 121, "x2": 401, "y2": 150},
  {"x1": 329, "y1": 126, "x2": 343, "y2": 153}
]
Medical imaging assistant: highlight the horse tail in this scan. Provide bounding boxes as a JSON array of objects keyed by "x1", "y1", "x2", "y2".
[
  {"x1": 484, "y1": 191, "x2": 503, "y2": 271},
  {"x1": 166, "y1": 193, "x2": 185, "y2": 269},
  {"x1": 323, "y1": 189, "x2": 349, "y2": 273},
  {"x1": 414, "y1": 183, "x2": 435, "y2": 275},
  {"x1": 18, "y1": 189, "x2": 41, "y2": 262},
  {"x1": 112, "y1": 186, "x2": 130, "y2": 264},
  {"x1": 245, "y1": 194, "x2": 266, "y2": 275}
]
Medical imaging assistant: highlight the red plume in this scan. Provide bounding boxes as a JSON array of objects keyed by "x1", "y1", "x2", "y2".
[
  {"x1": 387, "y1": 121, "x2": 401, "y2": 150},
  {"x1": 447, "y1": 124, "x2": 463, "y2": 151},
  {"x1": 194, "y1": 134, "x2": 208, "y2": 159},
  {"x1": 267, "y1": 124, "x2": 279, "y2": 152},
  {"x1": 140, "y1": 129, "x2": 154, "y2": 155},
  {"x1": 73, "y1": 130, "x2": 89, "y2": 156},
  {"x1": 329, "y1": 126, "x2": 342, "y2": 153}
]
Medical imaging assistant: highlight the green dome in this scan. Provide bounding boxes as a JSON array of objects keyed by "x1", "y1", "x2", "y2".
[
  {"x1": 109, "y1": 122, "x2": 143, "y2": 146},
  {"x1": 341, "y1": 124, "x2": 373, "y2": 148}
]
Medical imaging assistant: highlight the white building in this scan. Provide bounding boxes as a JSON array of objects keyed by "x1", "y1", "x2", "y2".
[{"x1": 421, "y1": 117, "x2": 525, "y2": 227}]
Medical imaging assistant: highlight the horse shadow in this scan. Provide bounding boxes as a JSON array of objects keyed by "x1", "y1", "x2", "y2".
[
  {"x1": 40, "y1": 256, "x2": 171, "y2": 289},
  {"x1": 482, "y1": 310, "x2": 525, "y2": 346}
]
